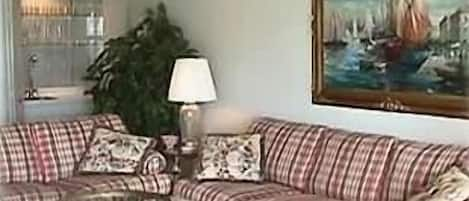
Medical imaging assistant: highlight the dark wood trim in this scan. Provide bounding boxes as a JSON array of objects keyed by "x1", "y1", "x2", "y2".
[{"x1": 315, "y1": 89, "x2": 469, "y2": 118}]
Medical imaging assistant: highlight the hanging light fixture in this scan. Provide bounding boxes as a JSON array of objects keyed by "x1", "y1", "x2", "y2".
[{"x1": 21, "y1": 0, "x2": 72, "y2": 16}]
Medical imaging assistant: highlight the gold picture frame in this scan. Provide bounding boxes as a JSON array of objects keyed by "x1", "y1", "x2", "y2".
[{"x1": 312, "y1": 0, "x2": 469, "y2": 118}]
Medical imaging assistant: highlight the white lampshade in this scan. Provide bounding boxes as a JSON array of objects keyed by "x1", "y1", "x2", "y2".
[{"x1": 168, "y1": 58, "x2": 217, "y2": 103}]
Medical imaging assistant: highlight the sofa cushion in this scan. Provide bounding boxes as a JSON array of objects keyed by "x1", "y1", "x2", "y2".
[
  {"x1": 247, "y1": 117, "x2": 326, "y2": 190},
  {"x1": 383, "y1": 140, "x2": 469, "y2": 201},
  {"x1": 0, "y1": 182, "x2": 75, "y2": 201},
  {"x1": 58, "y1": 174, "x2": 172, "y2": 195},
  {"x1": 0, "y1": 173, "x2": 172, "y2": 201},
  {"x1": 32, "y1": 114, "x2": 128, "y2": 182},
  {"x1": 0, "y1": 123, "x2": 42, "y2": 183},
  {"x1": 174, "y1": 180, "x2": 301, "y2": 201},
  {"x1": 306, "y1": 128, "x2": 396, "y2": 201}
]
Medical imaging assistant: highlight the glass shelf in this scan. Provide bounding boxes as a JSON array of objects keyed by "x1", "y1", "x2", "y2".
[
  {"x1": 21, "y1": 12, "x2": 105, "y2": 48},
  {"x1": 21, "y1": 40, "x2": 105, "y2": 47},
  {"x1": 21, "y1": 14, "x2": 104, "y2": 18},
  {"x1": 21, "y1": 0, "x2": 103, "y2": 18},
  {"x1": 18, "y1": 0, "x2": 106, "y2": 88}
]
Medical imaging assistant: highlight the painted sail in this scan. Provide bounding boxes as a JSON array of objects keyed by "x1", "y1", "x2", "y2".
[
  {"x1": 401, "y1": 0, "x2": 432, "y2": 45},
  {"x1": 363, "y1": 10, "x2": 375, "y2": 43},
  {"x1": 324, "y1": 4, "x2": 346, "y2": 42},
  {"x1": 389, "y1": 0, "x2": 407, "y2": 37}
]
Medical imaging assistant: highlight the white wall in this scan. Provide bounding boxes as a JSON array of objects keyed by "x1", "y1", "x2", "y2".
[
  {"x1": 127, "y1": 0, "x2": 164, "y2": 27},
  {"x1": 0, "y1": 0, "x2": 16, "y2": 123},
  {"x1": 131, "y1": 0, "x2": 469, "y2": 145},
  {"x1": 0, "y1": 1, "x2": 8, "y2": 123},
  {"x1": 104, "y1": 0, "x2": 130, "y2": 38}
]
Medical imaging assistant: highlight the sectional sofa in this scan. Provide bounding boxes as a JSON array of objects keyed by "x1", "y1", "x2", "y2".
[{"x1": 1, "y1": 115, "x2": 467, "y2": 201}]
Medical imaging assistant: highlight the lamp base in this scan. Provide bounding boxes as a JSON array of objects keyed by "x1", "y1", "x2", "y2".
[{"x1": 179, "y1": 103, "x2": 202, "y2": 147}]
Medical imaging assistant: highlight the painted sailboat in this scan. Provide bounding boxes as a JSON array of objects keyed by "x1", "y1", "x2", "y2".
[
  {"x1": 400, "y1": 0, "x2": 432, "y2": 46},
  {"x1": 363, "y1": 11, "x2": 376, "y2": 45},
  {"x1": 341, "y1": 18, "x2": 366, "y2": 71},
  {"x1": 386, "y1": 0, "x2": 431, "y2": 74},
  {"x1": 390, "y1": 0, "x2": 432, "y2": 46}
]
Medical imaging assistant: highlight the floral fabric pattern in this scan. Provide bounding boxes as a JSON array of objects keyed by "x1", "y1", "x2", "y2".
[
  {"x1": 408, "y1": 167, "x2": 469, "y2": 201},
  {"x1": 77, "y1": 128, "x2": 153, "y2": 174},
  {"x1": 141, "y1": 150, "x2": 167, "y2": 175},
  {"x1": 196, "y1": 134, "x2": 262, "y2": 181}
]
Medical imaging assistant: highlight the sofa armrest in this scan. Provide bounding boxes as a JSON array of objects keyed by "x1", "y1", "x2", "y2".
[{"x1": 141, "y1": 150, "x2": 167, "y2": 175}]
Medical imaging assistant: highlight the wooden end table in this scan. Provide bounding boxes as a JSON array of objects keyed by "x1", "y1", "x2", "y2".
[{"x1": 164, "y1": 145, "x2": 199, "y2": 179}]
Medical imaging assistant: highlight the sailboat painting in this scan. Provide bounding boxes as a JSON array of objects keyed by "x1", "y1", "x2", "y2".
[{"x1": 313, "y1": 0, "x2": 469, "y2": 118}]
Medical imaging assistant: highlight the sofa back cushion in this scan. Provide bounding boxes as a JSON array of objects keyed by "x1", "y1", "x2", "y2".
[
  {"x1": 32, "y1": 114, "x2": 128, "y2": 182},
  {"x1": 247, "y1": 117, "x2": 326, "y2": 190},
  {"x1": 0, "y1": 123, "x2": 42, "y2": 183},
  {"x1": 306, "y1": 128, "x2": 396, "y2": 201},
  {"x1": 382, "y1": 140, "x2": 469, "y2": 201}
]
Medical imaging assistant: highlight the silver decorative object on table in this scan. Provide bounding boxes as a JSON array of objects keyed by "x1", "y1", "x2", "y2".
[{"x1": 24, "y1": 54, "x2": 39, "y2": 100}]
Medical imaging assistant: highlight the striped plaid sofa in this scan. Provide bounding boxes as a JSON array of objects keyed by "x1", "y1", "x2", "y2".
[
  {"x1": 173, "y1": 117, "x2": 469, "y2": 201},
  {"x1": 0, "y1": 114, "x2": 172, "y2": 201}
]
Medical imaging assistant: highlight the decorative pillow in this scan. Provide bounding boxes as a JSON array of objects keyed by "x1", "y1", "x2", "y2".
[
  {"x1": 77, "y1": 127, "x2": 154, "y2": 174},
  {"x1": 408, "y1": 166, "x2": 469, "y2": 201},
  {"x1": 141, "y1": 150, "x2": 167, "y2": 175},
  {"x1": 196, "y1": 134, "x2": 263, "y2": 181}
]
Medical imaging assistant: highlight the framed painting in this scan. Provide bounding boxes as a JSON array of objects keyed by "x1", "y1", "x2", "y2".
[{"x1": 312, "y1": 0, "x2": 469, "y2": 118}]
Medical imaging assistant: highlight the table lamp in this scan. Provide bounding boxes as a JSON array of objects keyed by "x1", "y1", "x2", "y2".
[{"x1": 168, "y1": 58, "x2": 217, "y2": 147}]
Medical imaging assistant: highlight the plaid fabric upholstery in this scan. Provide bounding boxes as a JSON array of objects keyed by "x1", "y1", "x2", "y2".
[
  {"x1": 141, "y1": 150, "x2": 167, "y2": 175},
  {"x1": 0, "y1": 174, "x2": 171, "y2": 201},
  {"x1": 383, "y1": 140, "x2": 469, "y2": 201},
  {"x1": 76, "y1": 114, "x2": 128, "y2": 132},
  {"x1": 0, "y1": 182, "x2": 74, "y2": 201},
  {"x1": 32, "y1": 114, "x2": 128, "y2": 182},
  {"x1": 58, "y1": 174, "x2": 173, "y2": 195},
  {"x1": 306, "y1": 128, "x2": 396, "y2": 201},
  {"x1": 0, "y1": 124, "x2": 42, "y2": 183},
  {"x1": 247, "y1": 117, "x2": 326, "y2": 190},
  {"x1": 256, "y1": 194, "x2": 341, "y2": 201},
  {"x1": 174, "y1": 180, "x2": 301, "y2": 201}
]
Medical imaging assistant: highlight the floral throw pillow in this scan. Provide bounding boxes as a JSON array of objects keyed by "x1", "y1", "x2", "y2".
[
  {"x1": 77, "y1": 127, "x2": 154, "y2": 174},
  {"x1": 196, "y1": 134, "x2": 263, "y2": 182},
  {"x1": 408, "y1": 166, "x2": 469, "y2": 201}
]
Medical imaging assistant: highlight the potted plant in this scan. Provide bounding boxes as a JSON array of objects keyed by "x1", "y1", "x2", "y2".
[{"x1": 85, "y1": 3, "x2": 198, "y2": 136}]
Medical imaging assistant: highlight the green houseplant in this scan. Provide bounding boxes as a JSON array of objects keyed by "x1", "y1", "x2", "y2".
[{"x1": 85, "y1": 3, "x2": 198, "y2": 136}]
